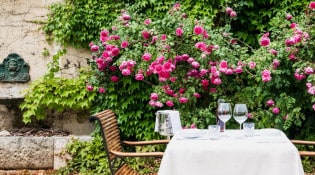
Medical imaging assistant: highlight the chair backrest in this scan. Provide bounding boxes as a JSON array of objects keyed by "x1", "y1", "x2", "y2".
[{"x1": 90, "y1": 110, "x2": 124, "y2": 174}]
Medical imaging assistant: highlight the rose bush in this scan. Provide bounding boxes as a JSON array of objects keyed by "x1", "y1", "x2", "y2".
[{"x1": 87, "y1": 2, "x2": 315, "y2": 138}]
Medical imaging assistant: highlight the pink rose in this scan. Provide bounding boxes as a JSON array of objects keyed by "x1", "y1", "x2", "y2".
[
  {"x1": 283, "y1": 115, "x2": 289, "y2": 120},
  {"x1": 309, "y1": 2, "x2": 315, "y2": 9},
  {"x1": 161, "y1": 34, "x2": 167, "y2": 40},
  {"x1": 290, "y1": 23, "x2": 297, "y2": 29},
  {"x1": 209, "y1": 88, "x2": 217, "y2": 93},
  {"x1": 313, "y1": 104, "x2": 315, "y2": 111},
  {"x1": 234, "y1": 66, "x2": 243, "y2": 74},
  {"x1": 249, "y1": 61, "x2": 256, "y2": 69},
  {"x1": 121, "y1": 40, "x2": 129, "y2": 48},
  {"x1": 272, "y1": 107, "x2": 280, "y2": 114},
  {"x1": 111, "y1": 47, "x2": 120, "y2": 56},
  {"x1": 142, "y1": 53, "x2": 152, "y2": 61},
  {"x1": 191, "y1": 61, "x2": 200, "y2": 69},
  {"x1": 144, "y1": 19, "x2": 151, "y2": 25},
  {"x1": 266, "y1": 100, "x2": 275, "y2": 107},
  {"x1": 194, "y1": 25, "x2": 204, "y2": 35},
  {"x1": 272, "y1": 59, "x2": 280, "y2": 69},
  {"x1": 304, "y1": 67, "x2": 314, "y2": 75},
  {"x1": 286, "y1": 14, "x2": 293, "y2": 20},
  {"x1": 269, "y1": 49, "x2": 278, "y2": 56},
  {"x1": 226, "y1": 7, "x2": 233, "y2": 14},
  {"x1": 135, "y1": 71, "x2": 144, "y2": 81},
  {"x1": 306, "y1": 83, "x2": 312, "y2": 89},
  {"x1": 260, "y1": 35, "x2": 270, "y2": 47},
  {"x1": 150, "y1": 93, "x2": 159, "y2": 100},
  {"x1": 142, "y1": 30, "x2": 150, "y2": 39},
  {"x1": 194, "y1": 93, "x2": 201, "y2": 98},
  {"x1": 230, "y1": 11, "x2": 237, "y2": 18},
  {"x1": 247, "y1": 113, "x2": 253, "y2": 119},
  {"x1": 98, "y1": 87, "x2": 106, "y2": 94},
  {"x1": 86, "y1": 85, "x2": 94, "y2": 91},
  {"x1": 307, "y1": 86, "x2": 315, "y2": 95},
  {"x1": 166, "y1": 100, "x2": 174, "y2": 107},
  {"x1": 121, "y1": 69, "x2": 131, "y2": 76},
  {"x1": 110, "y1": 75, "x2": 119, "y2": 83},
  {"x1": 90, "y1": 45, "x2": 99, "y2": 52},
  {"x1": 122, "y1": 13, "x2": 130, "y2": 20},
  {"x1": 261, "y1": 69, "x2": 272, "y2": 82},
  {"x1": 179, "y1": 97, "x2": 188, "y2": 103},
  {"x1": 212, "y1": 78, "x2": 222, "y2": 85},
  {"x1": 176, "y1": 28, "x2": 184, "y2": 37}
]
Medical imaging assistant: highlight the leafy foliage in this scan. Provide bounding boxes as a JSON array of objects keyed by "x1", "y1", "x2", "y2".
[{"x1": 20, "y1": 50, "x2": 97, "y2": 123}]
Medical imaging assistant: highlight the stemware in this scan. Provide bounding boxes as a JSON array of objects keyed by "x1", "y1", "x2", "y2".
[
  {"x1": 233, "y1": 104, "x2": 248, "y2": 129},
  {"x1": 217, "y1": 103, "x2": 232, "y2": 131}
]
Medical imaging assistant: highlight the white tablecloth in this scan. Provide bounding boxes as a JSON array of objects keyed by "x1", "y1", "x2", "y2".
[{"x1": 158, "y1": 129, "x2": 304, "y2": 175}]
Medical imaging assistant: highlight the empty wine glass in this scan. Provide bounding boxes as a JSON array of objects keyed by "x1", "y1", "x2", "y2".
[
  {"x1": 233, "y1": 104, "x2": 248, "y2": 129},
  {"x1": 217, "y1": 103, "x2": 232, "y2": 132}
]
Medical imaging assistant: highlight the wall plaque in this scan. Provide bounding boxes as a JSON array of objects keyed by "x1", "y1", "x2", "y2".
[{"x1": 0, "y1": 53, "x2": 30, "y2": 82}]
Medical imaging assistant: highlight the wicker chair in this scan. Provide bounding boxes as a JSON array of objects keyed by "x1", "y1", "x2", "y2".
[
  {"x1": 90, "y1": 110, "x2": 169, "y2": 175},
  {"x1": 291, "y1": 140, "x2": 315, "y2": 157}
]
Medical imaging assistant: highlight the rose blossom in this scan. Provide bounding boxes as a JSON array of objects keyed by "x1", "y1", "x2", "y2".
[
  {"x1": 98, "y1": 87, "x2": 106, "y2": 94},
  {"x1": 142, "y1": 53, "x2": 152, "y2": 61},
  {"x1": 260, "y1": 34, "x2": 270, "y2": 47},
  {"x1": 306, "y1": 83, "x2": 312, "y2": 89},
  {"x1": 313, "y1": 104, "x2": 315, "y2": 111},
  {"x1": 234, "y1": 66, "x2": 243, "y2": 74},
  {"x1": 307, "y1": 86, "x2": 315, "y2": 95},
  {"x1": 230, "y1": 11, "x2": 237, "y2": 18},
  {"x1": 150, "y1": 93, "x2": 159, "y2": 100},
  {"x1": 310, "y1": 1, "x2": 315, "y2": 9},
  {"x1": 179, "y1": 97, "x2": 188, "y2": 103},
  {"x1": 144, "y1": 19, "x2": 151, "y2": 25},
  {"x1": 266, "y1": 99, "x2": 275, "y2": 107},
  {"x1": 166, "y1": 100, "x2": 174, "y2": 107},
  {"x1": 290, "y1": 23, "x2": 297, "y2": 29},
  {"x1": 269, "y1": 49, "x2": 278, "y2": 56},
  {"x1": 226, "y1": 7, "x2": 233, "y2": 14},
  {"x1": 272, "y1": 59, "x2": 280, "y2": 69},
  {"x1": 194, "y1": 93, "x2": 201, "y2": 98},
  {"x1": 90, "y1": 45, "x2": 99, "y2": 52},
  {"x1": 286, "y1": 14, "x2": 293, "y2": 20},
  {"x1": 283, "y1": 115, "x2": 289, "y2": 120},
  {"x1": 261, "y1": 69, "x2": 272, "y2": 82},
  {"x1": 249, "y1": 61, "x2": 256, "y2": 69},
  {"x1": 176, "y1": 28, "x2": 184, "y2": 37},
  {"x1": 304, "y1": 67, "x2": 314, "y2": 74},
  {"x1": 86, "y1": 85, "x2": 94, "y2": 91},
  {"x1": 120, "y1": 40, "x2": 129, "y2": 48},
  {"x1": 272, "y1": 107, "x2": 280, "y2": 114},
  {"x1": 110, "y1": 75, "x2": 119, "y2": 83},
  {"x1": 193, "y1": 25, "x2": 204, "y2": 35},
  {"x1": 142, "y1": 30, "x2": 150, "y2": 39},
  {"x1": 121, "y1": 69, "x2": 131, "y2": 76}
]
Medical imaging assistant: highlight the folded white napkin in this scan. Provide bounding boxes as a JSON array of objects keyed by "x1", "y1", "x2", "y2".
[{"x1": 154, "y1": 110, "x2": 182, "y2": 134}]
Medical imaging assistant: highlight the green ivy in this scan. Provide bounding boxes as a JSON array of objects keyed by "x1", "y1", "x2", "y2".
[{"x1": 19, "y1": 50, "x2": 97, "y2": 123}]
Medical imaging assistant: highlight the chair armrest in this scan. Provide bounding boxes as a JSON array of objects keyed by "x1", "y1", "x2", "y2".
[
  {"x1": 123, "y1": 140, "x2": 169, "y2": 146},
  {"x1": 110, "y1": 150, "x2": 164, "y2": 158},
  {"x1": 291, "y1": 140, "x2": 315, "y2": 145}
]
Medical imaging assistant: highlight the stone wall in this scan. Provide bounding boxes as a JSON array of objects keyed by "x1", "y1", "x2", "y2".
[{"x1": 0, "y1": 0, "x2": 94, "y2": 134}]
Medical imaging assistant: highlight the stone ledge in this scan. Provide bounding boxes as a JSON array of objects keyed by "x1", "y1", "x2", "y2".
[{"x1": 0, "y1": 135, "x2": 92, "y2": 170}]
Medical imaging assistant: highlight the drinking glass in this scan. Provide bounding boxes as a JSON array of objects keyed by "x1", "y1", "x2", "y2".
[
  {"x1": 217, "y1": 103, "x2": 232, "y2": 131},
  {"x1": 233, "y1": 104, "x2": 248, "y2": 129}
]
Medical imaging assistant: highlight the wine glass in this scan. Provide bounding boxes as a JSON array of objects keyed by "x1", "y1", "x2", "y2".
[
  {"x1": 233, "y1": 104, "x2": 248, "y2": 129},
  {"x1": 217, "y1": 103, "x2": 232, "y2": 131}
]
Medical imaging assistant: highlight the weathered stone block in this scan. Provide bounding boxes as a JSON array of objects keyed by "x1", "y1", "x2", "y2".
[{"x1": 0, "y1": 136, "x2": 53, "y2": 169}]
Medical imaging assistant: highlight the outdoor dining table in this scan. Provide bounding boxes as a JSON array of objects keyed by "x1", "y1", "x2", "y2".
[{"x1": 158, "y1": 128, "x2": 304, "y2": 175}]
